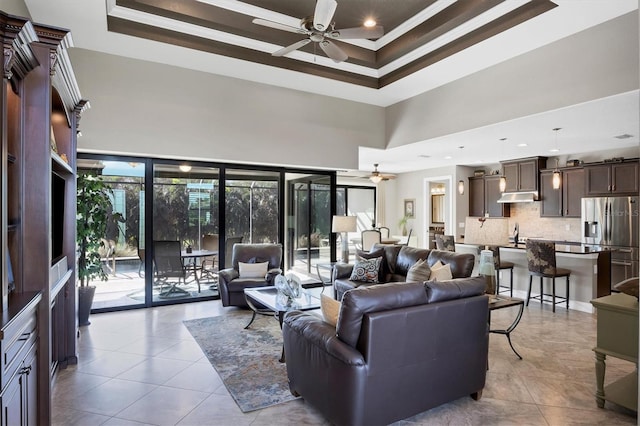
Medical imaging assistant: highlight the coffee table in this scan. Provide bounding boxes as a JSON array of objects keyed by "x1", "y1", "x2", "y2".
[
  {"x1": 244, "y1": 285, "x2": 326, "y2": 362},
  {"x1": 489, "y1": 296, "x2": 525, "y2": 359}
]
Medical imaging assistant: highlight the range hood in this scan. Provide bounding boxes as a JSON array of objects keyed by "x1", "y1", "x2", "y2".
[{"x1": 496, "y1": 192, "x2": 538, "y2": 203}]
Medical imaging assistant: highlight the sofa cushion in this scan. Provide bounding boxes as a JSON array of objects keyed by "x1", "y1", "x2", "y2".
[
  {"x1": 395, "y1": 246, "x2": 431, "y2": 276},
  {"x1": 406, "y1": 259, "x2": 431, "y2": 282},
  {"x1": 238, "y1": 261, "x2": 268, "y2": 278},
  {"x1": 350, "y1": 257, "x2": 382, "y2": 283},
  {"x1": 337, "y1": 282, "x2": 428, "y2": 348},
  {"x1": 320, "y1": 294, "x2": 341, "y2": 327},
  {"x1": 427, "y1": 250, "x2": 475, "y2": 278},
  {"x1": 372, "y1": 243, "x2": 403, "y2": 279},
  {"x1": 429, "y1": 261, "x2": 453, "y2": 281},
  {"x1": 424, "y1": 276, "x2": 486, "y2": 303}
]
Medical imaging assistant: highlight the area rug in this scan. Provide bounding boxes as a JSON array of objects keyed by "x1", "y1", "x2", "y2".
[{"x1": 183, "y1": 311, "x2": 297, "y2": 412}]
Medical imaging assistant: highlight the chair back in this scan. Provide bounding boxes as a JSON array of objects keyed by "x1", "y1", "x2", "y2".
[
  {"x1": 378, "y1": 227, "x2": 390, "y2": 238},
  {"x1": 435, "y1": 234, "x2": 455, "y2": 251},
  {"x1": 486, "y1": 245, "x2": 501, "y2": 269},
  {"x1": 153, "y1": 240, "x2": 184, "y2": 278},
  {"x1": 401, "y1": 229, "x2": 413, "y2": 246},
  {"x1": 525, "y1": 240, "x2": 556, "y2": 275},
  {"x1": 202, "y1": 234, "x2": 219, "y2": 252},
  {"x1": 231, "y1": 243, "x2": 283, "y2": 270},
  {"x1": 361, "y1": 230, "x2": 381, "y2": 252},
  {"x1": 224, "y1": 236, "x2": 243, "y2": 267}
]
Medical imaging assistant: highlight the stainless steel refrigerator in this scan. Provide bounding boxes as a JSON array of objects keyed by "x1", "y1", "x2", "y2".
[{"x1": 582, "y1": 196, "x2": 639, "y2": 287}]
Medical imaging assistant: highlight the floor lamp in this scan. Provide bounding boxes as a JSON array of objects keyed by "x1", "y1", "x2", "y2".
[{"x1": 332, "y1": 215, "x2": 357, "y2": 263}]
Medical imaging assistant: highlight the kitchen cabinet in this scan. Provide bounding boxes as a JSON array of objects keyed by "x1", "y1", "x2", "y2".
[
  {"x1": 585, "y1": 161, "x2": 639, "y2": 196},
  {"x1": 500, "y1": 157, "x2": 547, "y2": 193},
  {"x1": 468, "y1": 176, "x2": 510, "y2": 217},
  {"x1": 540, "y1": 168, "x2": 585, "y2": 217}
]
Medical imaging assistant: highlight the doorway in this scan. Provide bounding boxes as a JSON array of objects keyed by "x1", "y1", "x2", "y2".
[{"x1": 423, "y1": 176, "x2": 453, "y2": 249}]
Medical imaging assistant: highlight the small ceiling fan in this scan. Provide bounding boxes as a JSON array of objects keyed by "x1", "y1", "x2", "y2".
[
  {"x1": 252, "y1": 0, "x2": 384, "y2": 63},
  {"x1": 369, "y1": 164, "x2": 395, "y2": 183}
]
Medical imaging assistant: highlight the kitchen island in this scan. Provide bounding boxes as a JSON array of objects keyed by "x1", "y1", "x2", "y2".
[{"x1": 456, "y1": 241, "x2": 611, "y2": 313}]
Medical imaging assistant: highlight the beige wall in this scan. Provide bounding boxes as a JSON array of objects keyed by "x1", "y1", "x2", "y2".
[
  {"x1": 70, "y1": 49, "x2": 385, "y2": 171},
  {"x1": 385, "y1": 12, "x2": 639, "y2": 149}
]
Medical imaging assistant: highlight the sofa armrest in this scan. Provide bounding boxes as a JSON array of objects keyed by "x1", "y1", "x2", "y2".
[
  {"x1": 284, "y1": 311, "x2": 365, "y2": 366},
  {"x1": 333, "y1": 263, "x2": 354, "y2": 280},
  {"x1": 218, "y1": 268, "x2": 238, "y2": 284}
]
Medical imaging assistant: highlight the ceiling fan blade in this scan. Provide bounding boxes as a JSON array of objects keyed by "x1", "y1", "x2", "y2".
[
  {"x1": 313, "y1": 0, "x2": 337, "y2": 31},
  {"x1": 273, "y1": 39, "x2": 312, "y2": 57},
  {"x1": 332, "y1": 26, "x2": 384, "y2": 40},
  {"x1": 252, "y1": 18, "x2": 305, "y2": 34},
  {"x1": 319, "y1": 40, "x2": 348, "y2": 63}
]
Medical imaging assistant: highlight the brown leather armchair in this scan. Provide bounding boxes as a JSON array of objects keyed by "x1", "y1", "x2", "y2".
[
  {"x1": 283, "y1": 278, "x2": 489, "y2": 426},
  {"x1": 218, "y1": 243, "x2": 283, "y2": 307}
]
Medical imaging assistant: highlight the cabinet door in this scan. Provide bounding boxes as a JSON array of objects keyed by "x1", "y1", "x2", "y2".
[
  {"x1": 0, "y1": 369, "x2": 24, "y2": 426},
  {"x1": 585, "y1": 164, "x2": 612, "y2": 195},
  {"x1": 518, "y1": 160, "x2": 538, "y2": 191},
  {"x1": 485, "y1": 176, "x2": 510, "y2": 217},
  {"x1": 468, "y1": 177, "x2": 485, "y2": 217},
  {"x1": 24, "y1": 345, "x2": 37, "y2": 426},
  {"x1": 502, "y1": 163, "x2": 518, "y2": 192},
  {"x1": 540, "y1": 171, "x2": 562, "y2": 217},
  {"x1": 563, "y1": 168, "x2": 585, "y2": 217},
  {"x1": 612, "y1": 162, "x2": 639, "y2": 194}
]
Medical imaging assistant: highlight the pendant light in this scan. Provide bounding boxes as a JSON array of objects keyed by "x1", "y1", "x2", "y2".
[
  {"x1": 551, "y1": 128, "x2": 561, "y2": 190},
  {"x1": 499, "y1": 176, "x2": 506, "y2": 192}
]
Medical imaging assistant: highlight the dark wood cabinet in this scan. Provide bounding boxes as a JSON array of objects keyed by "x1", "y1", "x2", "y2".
[
  {"x1": 585, "y1": 161, "x2": 639, "y2": 196},
  {"x1": 468, "y1": 176, "x2": 509, "y2": 217},
  {"x1": 540, "y1": 168, "x2": 585, "y2": 218},
  {"x1": 500, "y1": 157, "x2": 547, "y2": 193},
  {"x1": 1, "y1": 12, "x2": 87, "y2": 425}
]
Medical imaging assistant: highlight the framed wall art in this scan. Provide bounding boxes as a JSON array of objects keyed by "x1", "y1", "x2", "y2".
[{"x1": 403, "y1": 199, "x2": 415, "y2": 218}]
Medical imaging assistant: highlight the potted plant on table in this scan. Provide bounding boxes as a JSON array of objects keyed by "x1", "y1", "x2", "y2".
[
  {"x1": 76, "y1": 172, "x2": 119, "y2": 326},
  {"x1": 398, "y1": 215, "x2": 410, "y2": 236}
]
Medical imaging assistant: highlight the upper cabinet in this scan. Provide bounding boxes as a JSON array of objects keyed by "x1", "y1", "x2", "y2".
[
  {"x1": 540, "y1": 168, "x2": 585, "y2": 217},
  {"x1": 500, "y1": 157, "x2": 547, "y2": 193},
  {"x1": 468, "y1": 176, "x2": 510, "y2": 218},
  {"x1": 585, "y1": 161, "x2": 639, "y2": 196}
]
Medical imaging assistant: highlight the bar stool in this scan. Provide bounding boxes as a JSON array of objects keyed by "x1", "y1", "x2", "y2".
[
  {"x1": 435, "y1": 234, "x2": 455, "y2": 251},
  {"x1": 487, "y1": 245, "x2": 514, "y2": 297},
  {"x1": 525, "y1": 240, "x2": 570, "y2": 312}
]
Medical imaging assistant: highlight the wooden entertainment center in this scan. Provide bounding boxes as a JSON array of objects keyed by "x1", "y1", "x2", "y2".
[{"x1": 1, "y1": 12, "x2": 88, "y2": 424}]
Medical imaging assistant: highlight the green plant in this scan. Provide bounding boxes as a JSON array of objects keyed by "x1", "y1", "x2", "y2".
[{"x1": 77, "y1": 172, "x2": 121, "y2": 287}]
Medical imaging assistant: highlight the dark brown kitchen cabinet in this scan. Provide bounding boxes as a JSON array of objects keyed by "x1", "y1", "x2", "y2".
[
  {"x1": 468, "y1": 176, "x2": 509, "y2": 217},
  {"x1": 540, "y1": 168, "x2": 585, "y2": 217},
  {"x1": 500, "y1": 157, "x2": 547, "y2": 193},
  {"x1": 585, "y1": 161, "x2": 639, "y2": 196}
]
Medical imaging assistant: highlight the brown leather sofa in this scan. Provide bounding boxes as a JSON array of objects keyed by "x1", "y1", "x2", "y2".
[
  {"x1": 333, "y1": 244, "x2": 475, "y2": 300},
  {"x1": 218, "y1": 243, "x2": 282, "y2": 307},
  {"x1": 283, "y1": 278, "x2": 489, "y2": 426}
]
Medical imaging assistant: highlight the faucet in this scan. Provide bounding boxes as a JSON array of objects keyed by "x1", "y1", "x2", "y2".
[{"x1": 513, "y1": 223, "x2": 519, "y2": 245}]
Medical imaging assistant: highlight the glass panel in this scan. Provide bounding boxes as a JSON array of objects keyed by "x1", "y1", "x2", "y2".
[
  {"x1": 77, "y1": 159, "x2": 146, "y2": 310},
  {"x1": 223, "y1": 169, "x2": 279, "y2": 268},
  {"x1": 287, "y1": 174, "x2": 331, "y2": 273},
  {"x1": 153, "y1": 164, "x2": 220, "y2": 302}
]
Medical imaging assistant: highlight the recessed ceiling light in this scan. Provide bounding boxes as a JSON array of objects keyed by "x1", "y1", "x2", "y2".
[
  {"x1": 444, "y1": 155, "x2": 452, "y2": 160},
  {"x1": 418, "y1": 154, "x2": 431, "y2": 158},
  {"x1": 363, "y1": 18, "x2": 376, "y2": 27},
  {"x1": 549, "y1": 148, "x2": 560, "y2": 153},
  {"x1": 517, "y1": 143, "x2": 528, "y2": 147},
  {"x1": 499, "y1": 138, "x2": 507, "y2": 141},
  {"x1": 614, "y1": 133, "x2": 633, "y2": 139},
  {"x1": 458, "y1": 146, "x2": 464, "y2": 149}
]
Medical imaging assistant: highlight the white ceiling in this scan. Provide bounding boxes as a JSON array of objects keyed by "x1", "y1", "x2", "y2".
[{"x1": 23, "y1": 0, "x2": 640, "y2": 173}]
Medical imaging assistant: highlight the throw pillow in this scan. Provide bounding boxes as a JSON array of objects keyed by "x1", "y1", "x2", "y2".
[
  {"x1": 406, "y1": 259, "x2": 431, "y2": 282},
  {"x1": 238, "y1": 261, "x2": 268, "y2": 278},
  {"x1": 320, "y1": 294, "x2": 341, "y2": 327},
  {"x1": 430, "y1": 261, "x2": 453, "y2": 281},
  {"x1": 349, "y1": 257, "x2": 382, "y2": 283},
  {"x1": 356, "y1": 247, "x2": 387, "y2": 280}
]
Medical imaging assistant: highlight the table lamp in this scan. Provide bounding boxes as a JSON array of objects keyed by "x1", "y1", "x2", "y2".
[{"x1": 332, "y1": 215, "x2": 357, "y2": 263}]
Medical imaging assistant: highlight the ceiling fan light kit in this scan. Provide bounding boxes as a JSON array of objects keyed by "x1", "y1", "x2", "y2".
[
  {"x1": 369, "y1": 163, "x2": 395, "y2": 183},
  {"x1": 253, "y1": 0, "x2": 384, "y2": 63}
]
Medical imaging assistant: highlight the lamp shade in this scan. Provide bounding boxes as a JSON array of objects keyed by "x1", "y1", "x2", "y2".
[{"x1": 332, "y1": 215, "x2": 357, "y2": 233}]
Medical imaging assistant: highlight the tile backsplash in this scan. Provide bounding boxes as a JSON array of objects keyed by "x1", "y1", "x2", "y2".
[{"x1": 507, "y1": 202, "x2": 582, "y2": 242}]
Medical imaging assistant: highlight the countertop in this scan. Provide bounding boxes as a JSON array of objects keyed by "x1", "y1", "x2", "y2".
[{"x1": 459, "y1": 240, "x2": 616, "y2": 255}]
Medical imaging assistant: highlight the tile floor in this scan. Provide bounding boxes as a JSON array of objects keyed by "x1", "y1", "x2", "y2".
[{"x1": 52, "y1": 299, "x2": 637, "y2": 425}]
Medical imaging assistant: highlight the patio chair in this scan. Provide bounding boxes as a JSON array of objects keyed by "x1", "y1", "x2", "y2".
[
  {"x1": 153, "y1": 240, "x2": 188, "y2": 298},
  {"x1": 201, "y1": 234, "x2": 219, "y2": 284}
]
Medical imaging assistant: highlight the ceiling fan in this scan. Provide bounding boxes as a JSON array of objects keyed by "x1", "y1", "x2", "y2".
[
  {"x1": 369, "y1": 164, "x2": 396, "y2": 183},
  {"x1": 252, "y1": 0, "x2": 384, "y2": 63}
]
